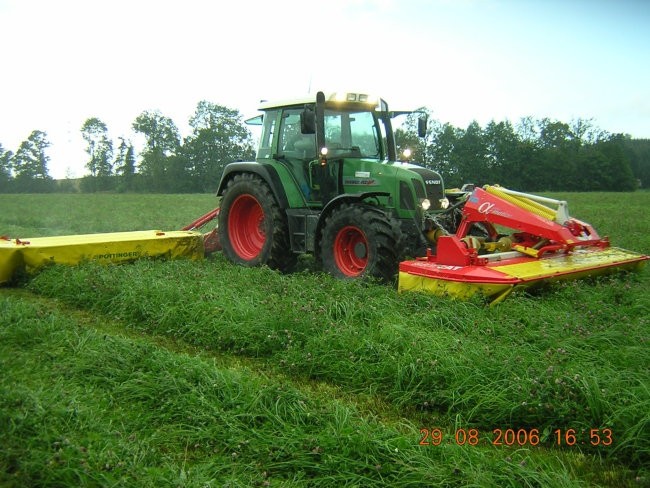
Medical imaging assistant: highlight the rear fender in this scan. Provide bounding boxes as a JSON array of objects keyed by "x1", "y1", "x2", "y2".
[{"x1": 217, "y1": 162, "x2": 289, "y2": 209}]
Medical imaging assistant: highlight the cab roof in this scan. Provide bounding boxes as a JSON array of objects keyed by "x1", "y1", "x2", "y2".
[{"x1": 257, "y1": 92, "x2": 379, "y2": 111}]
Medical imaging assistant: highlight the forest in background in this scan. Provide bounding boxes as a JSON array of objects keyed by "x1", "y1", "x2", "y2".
[{"x1": 1, "y1": 100, "x2": 649, "y2": 194}]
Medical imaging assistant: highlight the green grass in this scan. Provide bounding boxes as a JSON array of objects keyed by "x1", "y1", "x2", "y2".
[
  {"x1": 5, "y1": 292, "x2": 619, "y2": 487},
  {"x1": 1, "y1": 192, "x2": 649, "y2": 487},
  {"x1": 1, "y1": 193, "x2": 218, "y2": 237},
  {"x1": 548, "y1": 191, "x2": 650, "y2": 255}
]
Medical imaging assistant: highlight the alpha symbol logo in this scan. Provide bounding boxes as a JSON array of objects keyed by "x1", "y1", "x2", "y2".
[{"x1": 478, "y1": 202, "x2": 495, "y2": 214}]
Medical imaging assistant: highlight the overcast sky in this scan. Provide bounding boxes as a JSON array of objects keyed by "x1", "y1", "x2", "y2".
[{"x1": 1, "y1": 0, "x2": 649, "y2": 179}]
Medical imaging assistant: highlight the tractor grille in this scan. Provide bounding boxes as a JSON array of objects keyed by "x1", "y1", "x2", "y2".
[{"x1": 411, "y1": 168, "x2": 445, "y2": 208}]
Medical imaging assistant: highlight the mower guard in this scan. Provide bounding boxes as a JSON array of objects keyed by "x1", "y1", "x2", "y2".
[
  {"x1": 0, "y1": 230, "x2": 204, "y2": 285},
  {"x1": 399, "y1": 246, "x2": 648, "y2": 304}
]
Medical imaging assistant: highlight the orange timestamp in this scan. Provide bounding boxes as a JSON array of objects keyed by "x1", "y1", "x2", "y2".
[{"x1": 419, "y1": 427, "x2": 613, "y2": 447}]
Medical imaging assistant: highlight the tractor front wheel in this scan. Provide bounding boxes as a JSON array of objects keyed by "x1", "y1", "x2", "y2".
[
  {"x1": 218, "y1": 173, "x2": 296, "y2": 271},
  {"x1": 320, "y1": 203, "x2": 402, "y2": 282}
]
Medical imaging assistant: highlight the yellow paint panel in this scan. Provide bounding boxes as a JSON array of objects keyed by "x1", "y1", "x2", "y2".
[
  {"x1": 398, "y1": 247, "x2": 647, "y2": 304},
  {"x1": 398, "y1": 272, "x2": 513, "y2": 301},
  {"x1": 492, "y1": 247, "x2": 646, "y2": 282},
  {"x1": 0, "y1": 230, "x2": 204, "y2": 285}
]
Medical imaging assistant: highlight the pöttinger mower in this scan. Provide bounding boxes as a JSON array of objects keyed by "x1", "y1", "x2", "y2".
[
  {"x1": 1, "y1": 91, "x2": 647, "y2": 303},
  {"x1": 398, "y1": 185, "x2": 648, "y2": 304}
]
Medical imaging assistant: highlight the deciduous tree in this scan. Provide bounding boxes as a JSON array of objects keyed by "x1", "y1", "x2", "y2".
[
  {"x1": 12, "y1": 130, "x2": 54, "y2": 192},
  {"x1": 0, "y1": 143, "x2": 12, "y2": 191},
  {"x1": 623, "y1": 137, "x2": 650, "y2": 188},
  {"x1": 81, "y1": 117, "x2": 114, "y2": 191},
  {"x1": 132, "y1": 111, "x2": 181, "y2": 192},
  {"x1": 113, "y1": 137, "x2": 136, "y2": 191},
  {"x1": 183, "y1": 101, "x2": 254, "y2": 192},
  {"x1": 429, "y1": 123, "x2": 461, "y2": 185}
]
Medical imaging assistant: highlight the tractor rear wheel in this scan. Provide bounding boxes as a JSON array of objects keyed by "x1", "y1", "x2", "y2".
[
  {"x1": 218, "y1": 173, "x2": 296, "y2": 271},
  {"x1": 320, "y1": 203, "x2": 402, "y2": 282}
]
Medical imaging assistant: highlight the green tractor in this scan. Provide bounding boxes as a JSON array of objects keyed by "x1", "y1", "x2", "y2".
[{"x1": 216, "y1": 91, "x2": 451, "y2": 280}]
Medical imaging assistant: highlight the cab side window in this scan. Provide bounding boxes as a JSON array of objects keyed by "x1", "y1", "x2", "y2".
[
  {"x1": 257, "y1": 110, "x2": 278, "y2": 159},
  {"x1": 279, "y1": 108, "x2": 316, "y2": 159}
]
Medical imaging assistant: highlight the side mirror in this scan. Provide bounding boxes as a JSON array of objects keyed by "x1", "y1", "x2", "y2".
[
  {"x1": 300, "y1": 106, "x2": 316, "y2": 134},
  {"x1": 418, "y1": 115, "x2": 428, "y2": 138}
]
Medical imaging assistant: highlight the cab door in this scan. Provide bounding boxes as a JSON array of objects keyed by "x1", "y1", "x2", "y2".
[{"x1": 277, "y1": 108, "x2": 318, "y2": 201}]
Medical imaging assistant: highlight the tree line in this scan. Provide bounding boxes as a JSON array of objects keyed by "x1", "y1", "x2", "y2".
[
  {"x1": 396, "y1": 112, "x2": 649, "y2": 191},
  {"x1": 0, "y1": 101, "x2": 255, "y2": 194},
  {"x1": 1, "y1": 101, "x2": 649, "y2": 193}
]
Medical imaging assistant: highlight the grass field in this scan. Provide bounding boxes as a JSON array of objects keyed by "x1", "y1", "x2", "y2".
[{"x1": 1, "y1": 192, "x2": 649, "y2": 487}]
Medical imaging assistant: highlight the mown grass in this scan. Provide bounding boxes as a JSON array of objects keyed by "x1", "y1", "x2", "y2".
[
  {"x1": 3, "y1": 293, "x2": 613, "y2": 487},
  {"x1": 1, "y1": 191, "x2": 649, "y2": 486},
  {"x1": 23, "y1": 257, "x2": 650, "y2": 463}
]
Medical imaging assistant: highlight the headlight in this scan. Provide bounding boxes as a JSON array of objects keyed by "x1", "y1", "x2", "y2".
[
  {"x1": 421, "y1": 198, "x2": 431, "y2": 210},
  {"x1": 330, "y1": 92, "x2": 376, "y2": 104},
  {"x1": 440, "y1": 197, "x2": 450, "y2": 209}
]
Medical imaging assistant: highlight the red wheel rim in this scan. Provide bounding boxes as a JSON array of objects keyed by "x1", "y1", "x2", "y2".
[
  {"x1": 333, "y1": 225, "x2": 368, "y2": 277},
  {"x1": 227, "y1": 194, "x2": 265, "y2": 260}
]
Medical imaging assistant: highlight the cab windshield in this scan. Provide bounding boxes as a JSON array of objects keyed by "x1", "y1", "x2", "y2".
[{"x1": 323, "y1": 109, "x2": 381, "y2": 159}]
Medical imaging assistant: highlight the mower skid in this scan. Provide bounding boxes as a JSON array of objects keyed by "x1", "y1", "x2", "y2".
[{"x1": 398, "y1": 246, "x2": 648, "y2": 305}]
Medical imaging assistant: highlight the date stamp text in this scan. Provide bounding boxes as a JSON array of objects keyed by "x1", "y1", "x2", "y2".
[{"x1": 418, "y1": 428, "x2": 613, "y2": 447}]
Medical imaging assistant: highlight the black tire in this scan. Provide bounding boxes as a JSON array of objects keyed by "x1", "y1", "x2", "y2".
[
  {"x1": 320, "y1": 203, "x2": 402, "y2": 282},
  {"x1": 218, "y1": 173, "x2": 296, "y2": 271}
]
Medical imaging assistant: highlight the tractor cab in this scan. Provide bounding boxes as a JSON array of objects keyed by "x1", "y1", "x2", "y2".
[
  {"x1": 249, "y1": 92, "x2": 400, "y2": 206},
  {"x1": 222, "y1": 90, "x2": 444, "y2": 278}
]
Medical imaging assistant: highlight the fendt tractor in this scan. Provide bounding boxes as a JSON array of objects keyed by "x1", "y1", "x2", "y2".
[
  {"x1": 216, "y1": 91, "x2": 446, "y2": 281},
  {"x1": 1, "y1": 91, "x2": 647, "y2": 303},
  {"x1": 210, "y1": 90, "x2": 647, "y2": 303}
]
